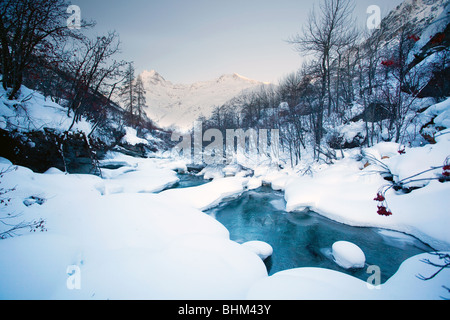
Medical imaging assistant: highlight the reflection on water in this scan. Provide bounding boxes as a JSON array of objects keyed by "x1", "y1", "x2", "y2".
[{"x1": 205, "y1": 186, "x2": 433, "y2": 283}]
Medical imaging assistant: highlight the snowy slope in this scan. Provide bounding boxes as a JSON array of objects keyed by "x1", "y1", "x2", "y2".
[
  {"x1": 141, "y1": 70, "x2": 268, "y2": 131},
  {"x1": 0, "y1": 85, "x2": 92, "y2": 134}
]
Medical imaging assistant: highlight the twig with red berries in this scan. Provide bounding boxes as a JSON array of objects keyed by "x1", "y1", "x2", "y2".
[
  {"x1": 374, "y1": 189, "x2": 393, "y2": 217},
  {"x1": 374, "y1": 156, "x2": 450, "y2": 217}
]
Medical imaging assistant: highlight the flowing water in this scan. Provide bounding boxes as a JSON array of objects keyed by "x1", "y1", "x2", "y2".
[
  {"x1": 174, "y1": 173, "x2": 209, "y2": 189},
  {"x1": 176, "y1": 174, "x2": 433, "y2": 283},
  {"x1": 205, "y1": 186, "x2": 433, "y2": 283}
]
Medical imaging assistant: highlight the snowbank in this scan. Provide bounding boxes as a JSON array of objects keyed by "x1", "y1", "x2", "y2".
[
  {"x1": 241, "y1": 241, "x2": 273, "y2": 261},
  {"x1": 159, "y1": 176, "x2": 249, "y2": 211},
  {"x1": 0, "y1": 157, "x2": 267, "y2": 300},
  {"x1": 246, "y1": 252, "x2": 450, "y2": 300},
  {"x1": 420, "y1": 97, "x2": 450, "y2": 130},
  {"x1": 247, "y1": 267, "x2": 373, "y2": 300},
  {"x1": 97, "y1": 152, "x2": 180, "y2": 194},
  {"x1": 1, "y1": 147, "x2": 448, "y2": 299},
  {"x1": 284, "y1": 132, "x2": 450, "y2": 250}
]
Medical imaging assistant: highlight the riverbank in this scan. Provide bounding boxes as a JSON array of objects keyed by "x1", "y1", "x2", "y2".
[{"x1": 0, "y1": 147, "x2": 449, "y2": 299}]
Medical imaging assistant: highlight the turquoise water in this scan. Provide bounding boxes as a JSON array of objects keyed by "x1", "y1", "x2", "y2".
[
  {"x1": 204, "y1": 186, "x2": 433, "y2": 283},
  {"x1": 174, "y1": 173, "x2": 209, "y2": 189}
]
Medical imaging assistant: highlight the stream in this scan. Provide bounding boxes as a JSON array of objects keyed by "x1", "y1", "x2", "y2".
[{"x1": 178, "y1": 174, "x2": 433, "y2": 284}]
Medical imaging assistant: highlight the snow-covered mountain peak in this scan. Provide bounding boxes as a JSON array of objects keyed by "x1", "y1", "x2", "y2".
[
  {"x1": 141, "y1": 69, "x2": 168, "y2": 86},
  {"x1": 216, "y1": 73, "x2": 265, "y2": 85},
  {"x1": 140, "y1": 70, "x2": 267, "y2": 131}
]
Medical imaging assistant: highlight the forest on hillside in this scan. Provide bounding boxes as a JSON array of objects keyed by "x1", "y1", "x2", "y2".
[
  {"x1": 0, "y1": 0, "x2": 449, "y2": 169},
  {"x1": 200, "y1": 0, "x2": 449, "y2": 166}
]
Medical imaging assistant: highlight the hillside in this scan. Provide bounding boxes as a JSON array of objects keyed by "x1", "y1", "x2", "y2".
[{"x1": 376, "y1": 0, "x2": 446, "y2": 42}]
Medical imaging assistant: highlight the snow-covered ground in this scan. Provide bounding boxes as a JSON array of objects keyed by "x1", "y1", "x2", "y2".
[
  {"x1": 1, "y1": 139, "x2": 449, "y2": 299},
  {"x1": 1, "y1": 85, "x2": 449, "y2": 299},
  {"x1": 0, "y1": 155, "x2": 267, "y2": 300},
  {"x1": 283, "y1": 131, "x2": 450, "y2": 251}
]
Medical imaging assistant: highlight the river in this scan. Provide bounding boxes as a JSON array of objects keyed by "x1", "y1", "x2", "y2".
[{"x1": 178, "y1": 174, "x2": 433, "y2": 283}]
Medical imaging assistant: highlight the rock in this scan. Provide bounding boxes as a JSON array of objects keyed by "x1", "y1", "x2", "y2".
[
  {"x1": 332, "y1": 241, "x2": 366, "y2": 269},
  {"x1": 241, "y1": 241, "x2": 273, "y2": 261},
  {"x1": 0, "y1": 129, "x2": 106, "y2": 175}
]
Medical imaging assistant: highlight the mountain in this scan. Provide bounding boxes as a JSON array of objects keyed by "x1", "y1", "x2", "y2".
[
  {"x1": 140, "y1": 70, "x2": 268, "y2": 131},
  {"x1": 375, "y1": 0, "x2": 446, "y2": 41}
]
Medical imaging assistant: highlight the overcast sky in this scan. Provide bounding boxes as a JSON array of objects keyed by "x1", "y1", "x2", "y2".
[{"x1": 71, "y1": 0, "x2": 404, "y2": 84}]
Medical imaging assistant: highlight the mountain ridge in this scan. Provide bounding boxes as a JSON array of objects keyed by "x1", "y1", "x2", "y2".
[{"x1": 140, "y1": 70, "x2": 268, "y2": 131}]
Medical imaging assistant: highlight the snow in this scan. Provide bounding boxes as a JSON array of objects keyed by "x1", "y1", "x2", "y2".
[
  {"x1": 421, "y1": 97, "x2": 450, "y2": 129},
  {"x1": 121, "y1": 127, "x2": 149, "y2": 146},
  {"x1": 140, "y1": 70, "x2": 267, "y2": 131},
  {"x1": 43, "y1": 167, "x2": 65, "y2": 175},
  {"x1": 0, "y1": 85, "x2": 92, "y2": 134},
  {"x1": 1, "y1": 83, "x2": 449, "y2": 299},
  {"x1": 246, "y1": 267, "x2": 373, "y2": 300},
  {"x1": 247, "y1": 176, "x2": 263, "y2": 190},
  {"x1": 246, "y1": 252, "x2": 450, "y2": 300},
  {"x1": 332, "y1": 241, "x2": 366, "y2": 269},
  {"x1": 199, "y1": 165, "x2": 225, "y2": 180},
  {"x1": 241, "y1": 241, "x2": 273, "y2": 261},
  {"x1": 0, "y1": 155, "x2": 267, "y2": 300},
  {"x1": 284, "y1": 130, "x2": 450, "y2": 251},
  {"x1": 159, "y1": 176, "x2": 249, "y2": 211},
  {"x1": 407, "y1": 0, "x2": 449, "y2": 64},
  {"x1": 97, "y1": 152, "x2": 180, "y2": 194},
  {"x1": 1, "y1": 137, "x2": 449, "y2": 299}
]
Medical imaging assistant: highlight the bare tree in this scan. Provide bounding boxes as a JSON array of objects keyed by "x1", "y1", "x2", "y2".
[
  {"x1": 289, "y1": 0, "x2": 357, "y2": 155},
  {"x1": 134, "y1": 74, "x2": 147, "y2": 131},
  {"x1": 119, "y1": 62, "x2": 137, "y2": 127},
  {"x1": 65, "y1": 31, "x2": 122, "y2": 130},
  {"x1": 0, "y1": 0, "x2": 91, "y2": 99},
  {"x1": 379, "y1": 24, "x2": 429, "y2": 143}
]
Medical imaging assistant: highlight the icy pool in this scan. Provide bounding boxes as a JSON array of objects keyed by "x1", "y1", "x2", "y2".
[
  {"x1": 174, "y1": 173, "x2": 209, "y2": 189},
  {"x1": 205, "y1": 186, "x2": 434, "y2": 283}
]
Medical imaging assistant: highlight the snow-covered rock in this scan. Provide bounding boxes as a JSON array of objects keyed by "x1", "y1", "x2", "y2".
[
  {"x1": 247, "y1": 177, "x2": 263, "y2": 190},
  {"x1": 44, "y1": 167, "x2": 65, "y2": 175},
  {"x1": 241, "y1": 241, "x2": 273, "y2": 261},
  {"x1": 0, "y1": 157, "x2": 13, "y2": 166},
  {"x1": 332, "y1": 241, "x2": 366, "y2": 269},
  {"x1": 199, "y1": 165, "x2": 225, "y2": 180},
  {"x1": 121, "y1": 127, "x2": 149, "y2": 146}
]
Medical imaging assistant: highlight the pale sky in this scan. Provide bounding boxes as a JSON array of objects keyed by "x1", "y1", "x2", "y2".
[{"x1": 72, "y1": 0, "x2": 404, "y2": 84}]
